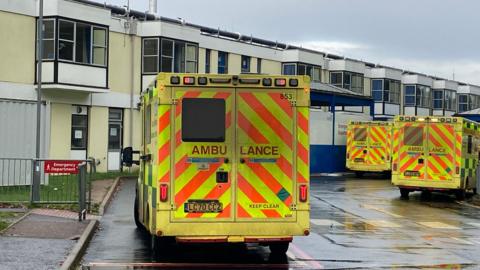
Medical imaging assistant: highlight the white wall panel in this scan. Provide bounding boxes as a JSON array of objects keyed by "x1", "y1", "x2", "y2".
[
  {"x1": 385, "y1": 103, "x2": 400, "y2": 115},
  {"x1": 57, "y1": 63, "x2": 107, "y2": 88}
]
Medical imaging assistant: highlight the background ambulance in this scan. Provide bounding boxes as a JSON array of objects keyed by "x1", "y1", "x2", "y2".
[{"x1": 391, "y1": 116, "x2": 479, "y2": 199}]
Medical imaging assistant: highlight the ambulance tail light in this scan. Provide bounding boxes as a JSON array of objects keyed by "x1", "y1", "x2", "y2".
[
  {"x1": 455, "y1": 166, "x2": 460, "y2": 175},
  {"x1": 299, "y1": 185, "x2": 308, "y2": 202},
  {"x1": 183, "y1": 77, "x2": 195, "y2": 85},
  {"x1": 393, "y1": 163, "x2": 398, "y2": 171},
  {"x1": 160, "y1": 184, "x2": 168, "y2": 202},
  {"x1": 275, "y1": 78, "x2": 287, "y2": 87},
  {"x1": 347, "y1": 152, "x2": 350, "y2": 159}
]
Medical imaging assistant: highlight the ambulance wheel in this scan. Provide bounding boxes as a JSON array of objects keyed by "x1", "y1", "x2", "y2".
[
  {"x1": 134, "y1": 191, "x2": 144, "y2": 230},
  {"x1": 399, "y1": 188, "x2": 410, "y2": 199},
  {"x1": 269, "y1": 242, "x2": 289, "y2": 255},
  {"x1": 455, "y1": 189, "x2": 466, "y2": 200},
  {"x1": 355, "y1": 172, "x2": 364, "y2": 178}
]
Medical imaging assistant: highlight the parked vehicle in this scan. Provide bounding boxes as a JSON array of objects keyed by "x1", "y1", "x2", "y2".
[
  {"x1": 346, "y1": 121, "x2": 393, "y2": 177},
  {"x1": 391, "y1": 116, "x2": 479, "y2": 199},
  {"x1": 124, "y1": 73, "x2": 311, "y2": 255}
]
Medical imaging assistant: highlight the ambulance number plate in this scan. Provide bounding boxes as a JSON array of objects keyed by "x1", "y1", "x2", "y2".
[
  {"x1": 354, "y1": 158, "x2": 364, "y2": 163},
  {"x1": 185, "y1": 200, "x2": 223, "y2": 213},
  {"x1": 404, "y1": 171, "x2": 420, "y2": 177}
]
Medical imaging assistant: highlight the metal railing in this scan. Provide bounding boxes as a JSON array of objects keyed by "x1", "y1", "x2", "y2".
[{"x1": 0, "y1": 158, "x2": 95, "y2": 220}]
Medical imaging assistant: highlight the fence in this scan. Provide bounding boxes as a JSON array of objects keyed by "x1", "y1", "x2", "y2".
[{"x1": 0, "y1": 158, "x2": 95, "y2": 220}]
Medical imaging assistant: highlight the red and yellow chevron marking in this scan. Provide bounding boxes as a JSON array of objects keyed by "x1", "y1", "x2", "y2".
[
  {"x1": 399, "y1": 124, "x2": 426, "y2": 179},
  {"x1": 455, "y1": 133, "x2": 461, "y2": 170},
  {"x1": 297, "y1": 107, "x2": 309, "y2": 184},
  {"x1": 426, "y1": 124, "x2": 454, "y2": 181},
  {"x1": 157, "y1": 105, "x2": 171, "y2": 184},
  {"x1": 173, "y1": 90, "x2": 233, "y2": 219},
  {"x1": 236, "y1": 92, "x2": 294, "y2": 219}
]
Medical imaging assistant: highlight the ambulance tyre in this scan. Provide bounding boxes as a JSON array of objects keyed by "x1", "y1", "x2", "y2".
[
  {"x1": 134, "y1": 191, "x2": 144, "y2": 231},
  {"x1": 355, "y1": 171, "x2": 364, "y2": 178},
  {"x1": 269, "y1": 242, "x2": 289, "y2": 255},
  {"x1": 399, "y1": 188, "x2": 410, "y2": 199},
  {"x1": 455, "y1": 189, "x2": 466, "y2": 200}
]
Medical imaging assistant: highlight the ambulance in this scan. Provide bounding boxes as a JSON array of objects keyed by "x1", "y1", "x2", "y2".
[
  {"x1": 346, "y1": 121, "x2": 393, "y2": 177},
  {"x1": 124, "y1": 73, "x2": 310, "y2": 255},
  {"x1": 391, "y1": 116, "x2": 479, "y2": 199}
]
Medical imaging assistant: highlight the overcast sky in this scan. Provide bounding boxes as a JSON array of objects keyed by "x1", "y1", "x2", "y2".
[{"x1": 96, "y1": 0, "x2": 480, "y2": 85}]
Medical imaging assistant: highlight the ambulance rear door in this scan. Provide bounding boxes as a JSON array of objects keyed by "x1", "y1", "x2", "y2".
[{"x1": 235, "y1": 88, "x2": 296, "y2": 221}]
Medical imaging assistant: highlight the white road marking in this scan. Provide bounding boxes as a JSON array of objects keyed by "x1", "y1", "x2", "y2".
[
  {"x1": 311, "y1": 219, "x2": 343, "y2": 227},
  {"x1": 418, "y1": 221, "x2": 460, "y2": 229},
  {"x1": 360, "y1": 204, "x2": 403, "y2": 218},
  {"x1": 450, "y1": 237, "x2": 475, "y2": 245},
  {"x1": 467, "y1": 222, "x2": 480, "y2": 228},
  {"x1": 364, "y1": 220, "x2": 402, "y2": 228}
]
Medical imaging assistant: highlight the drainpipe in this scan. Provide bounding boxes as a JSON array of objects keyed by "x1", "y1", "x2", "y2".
[{"x1": 128, "y1": 16, "x2": 135, "y2": 171}]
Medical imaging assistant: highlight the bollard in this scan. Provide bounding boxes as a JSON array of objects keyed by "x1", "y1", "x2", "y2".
[
  {"x1": 78, "y1": 163, "x2": 87, "y2": 221},
  {"x1": 31, "y1": 160, "x2": 40, "y2": 203}
]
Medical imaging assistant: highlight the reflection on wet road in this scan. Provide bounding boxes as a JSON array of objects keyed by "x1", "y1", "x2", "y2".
[{"x1": 81, "y1": 176, "x2": 480, "y2": 269}]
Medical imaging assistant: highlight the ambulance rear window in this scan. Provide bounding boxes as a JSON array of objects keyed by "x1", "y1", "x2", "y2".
[
  {"x1": 182, "y1": 98, "x2": 225, "y2": 142},
  {"x1": 353, "y1": 128, "x2": 367, "y2": 141},
  {"x1": 404, "y1": 126, "x2": 423, "y2": 146}
]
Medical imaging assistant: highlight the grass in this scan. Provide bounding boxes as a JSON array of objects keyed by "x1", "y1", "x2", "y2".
[
  {"x1": 0, "y1": 171, "x2": 138, "y2": 203},
  {"x1": 0, "y1": 212, "x2": 22, "y2": 231}
]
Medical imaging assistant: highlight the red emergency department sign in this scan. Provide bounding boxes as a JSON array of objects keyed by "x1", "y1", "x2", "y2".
[{"x1": 44, "y1": 160, "x2": 81, "y2": 174}]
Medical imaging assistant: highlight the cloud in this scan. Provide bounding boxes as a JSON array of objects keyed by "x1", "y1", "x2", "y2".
[{"x1": 290, "y1": 41, "x2": 369, "y2": 57}]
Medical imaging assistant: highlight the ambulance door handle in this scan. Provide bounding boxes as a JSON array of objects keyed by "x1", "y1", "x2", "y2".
[{"x1": 240, "y1": 158, "x2": 246, "y2": 164}]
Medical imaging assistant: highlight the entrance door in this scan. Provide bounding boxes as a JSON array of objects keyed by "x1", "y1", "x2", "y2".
[
  {"x1": 399, "y1": 123, "x2": 426, "y2": 180},
  {"x1": 426, "y1": 123, "x2": 455, "y2": 181},
  {"x1": 172, "y1": 89, "x2": 234, "y2": 221},
  {"x1": 235, "y1": 90, "x2": 295, "y2": 220},
  {"x1": 108, "y1": 109, "x2": 123, "y2": 171}
]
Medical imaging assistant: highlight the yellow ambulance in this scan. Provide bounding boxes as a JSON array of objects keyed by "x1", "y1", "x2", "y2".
[
  {"x1": 391, "y1": 116, "x2": 479, "y2": 199},
  {"x1": 346, "y1": 121, "x2": 393, "y2": 177},
  {"x1": 124, "y1": 73, "x2": 310, "y2": 255}
]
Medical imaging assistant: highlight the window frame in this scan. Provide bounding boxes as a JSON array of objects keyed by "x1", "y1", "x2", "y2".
[
  {"x1": 257, "y1": 58, "x2": 262, "y2": 74},
  {"x1": 404, "y1": 85, "x2": 417, "y2": 106},
  {"x1": 241, "y1": 55, "x2": 251, "y2": 73},
  {"x1": 458, "y1": 94, "x2": 469, "y2": 112},
  {"x1": 283, "y1": 62, "x2": 321, "y2": 82},
  {"x1": 432, "y1": 89, "x2": 444, "y2": 109},
  {"x1": 205, "y1": 49, "x2": 211, "y2": 74},
  {"x1": 57, "y1": 18, "x2": 108, "y2": 67},
  {"x1": 218, "y1": 51, "x2": 229, "y2": 74},
  {"x1": 37, "y1": 19, "x2": 56, "y2": 60},
  {"x1": 71, "y1": 113, "x2": 88, "y2": 150},
  {"x1": 142, "y1": 37, "x2": 160, "y2": 74}
]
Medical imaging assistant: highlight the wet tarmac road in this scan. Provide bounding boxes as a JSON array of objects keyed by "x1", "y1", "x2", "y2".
[{"x1": 81, "y1": 176, "x2": 480, "y2": 269}]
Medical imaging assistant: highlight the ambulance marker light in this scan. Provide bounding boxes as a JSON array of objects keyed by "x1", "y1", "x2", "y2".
[
  {"x1": 289, "y1": 78, "x2": 299, "y2": 87},
  {"x1": 275, "y1": 78, "x2": 287, "y2": 87},
  {"x1": 299, "y1": 185, "x2": 308, "y2": 202},
  {"x1": 393, "y1": 163, "x2": 397, "y2": 171},
  {"x1": 418, "y1": 118, "x2": 425, "y2": 122},
  {"x1": 431, "y1": 118, "x2": 439, "y2": 122},
  {"x1": 198, "y1": 77, "x2": 208, "y2": 85},
  {"x1": 170, "y1": 76, "x2": 180, "y2": 84},
  {"x1": 183, "y1": 77, "x2": 195, "y2": 85},
  {"x1": 160, "y1": 184, "x2": 168, "y2": 202},
  {"x1": 262, "y1": 78, "x2": 272, "y2": 86},
  {"x1": 455, "y1": 167, "x2": 460, "y2": 175}
]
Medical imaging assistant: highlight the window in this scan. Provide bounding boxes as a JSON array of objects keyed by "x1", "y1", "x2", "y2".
[
  {"x1": 144, "y1": 38, "x2": 198, "y2": 73},
  {"x1": 433, "y1": 90, "x2": 444, "y2": 109},
  {"x1": 470, "y1": 95, "x2": 480, "y2": 110},
  {"x1": 404, "y1": 85, "x2": 416, "y2": 106},
  {"x1": 37, "y1": 19, "x2": 55, "y2": 60},
  {"x1": 353, "y1": 128, "x2": 367, "y2": 141},
  {"x1": 404, "y1": 126, "x2": 423, "y2": 146},
  {"x1": 59, "y1": 20, "x2": 75, "y2": 61},
  {"x1": 468, "y1": 135, "x2": 473, "y2": 154},
  {"x1": 351, "y1": 73, "x2": 363, "y2": 93},
  {"x1": 58, "y1": 20, "x2": 107, "y2": 66},
  {"x1": 143, "y1": 38, "x2": 159, "y2": 73},
  {"x1": 445, "y1": 90, "x2": 456, "y2": 111},
  {"x1": 311, "y1": 66, "x2": 321, "y2": 82},
  {"x1": 330, "y1": 72, "x2": 342, "y2": 87},
  {"x1": 186, "y1": 44, "x2": 197, "y2": 73},
  {"x1": 282, "y1": 64, "x2": 296, "y2": 75},
  {"x1": 205, "y1": 49, "x2": 211, "y2": 74},
  {"x1": 241, "y1": 55, "x2": 250, "y2": 73},
  {"x1": 218, "y1": 51, "x2": 228, "y2": 74},
  {"x1": 385, "y1": 79, "x2": 401, "y2": 104},
  {"x1": 93, "y1": 27, "x2": 107, "y2": 66},
  {"x1": 182, "y1": 98, "x2": 225, "y2": 142},
  {"x1": 458, "y1": 94, "x2": 469, "y2": 112},
  {"x1": 416, "y1": 85, "x2": 431, "y2": 108},
  {"x1": 257, "y1": 58, "x2": 262, "y2": 74},
  {"x1": 71, "y1": 114, "x2": 88, "y2": 150},
  {"x1": 372, "y1": 79, "x2": 383, "y2": 101},
  {"x1": 160, "y1": 39, "x2": 173, "y2": 72}
]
